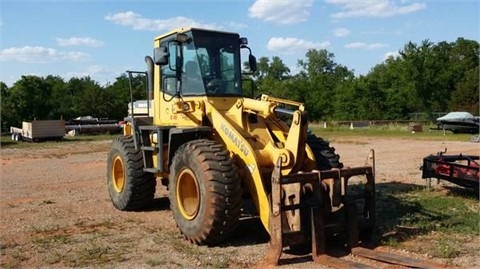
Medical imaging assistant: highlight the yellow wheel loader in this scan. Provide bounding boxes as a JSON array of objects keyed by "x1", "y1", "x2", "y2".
[{"x1": 106, "y1": 27, "x2": 449, "y2": 268}]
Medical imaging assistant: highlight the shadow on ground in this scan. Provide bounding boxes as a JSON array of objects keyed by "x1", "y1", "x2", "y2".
[{"x1": 139, "y1": 181, "x2": 478, "y2": 259}]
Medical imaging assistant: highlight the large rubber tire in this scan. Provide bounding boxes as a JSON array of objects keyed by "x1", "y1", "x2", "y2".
[
  {"x1": 107, "y1": 135, "x2": 156, "y2": 211},
  {"x1": 306, "y1": 133, "x2": 343, "y2": 170},
  {"x1": 169, "y1": 139, "x2": 242, "y2": 245}
]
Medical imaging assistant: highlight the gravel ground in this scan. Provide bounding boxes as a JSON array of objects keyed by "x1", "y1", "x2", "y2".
[{"x1": 0, "y1": 136, "x2": 478, "y2": 269}]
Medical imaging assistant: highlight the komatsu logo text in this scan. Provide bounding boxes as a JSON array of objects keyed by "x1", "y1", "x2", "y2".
[{"x1": 220, "y1": 123, "x2": 250, "y2": 156}]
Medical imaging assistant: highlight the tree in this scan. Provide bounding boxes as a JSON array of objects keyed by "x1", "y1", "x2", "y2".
[
  {"x1": 334, "y1": 76, "x2": 386, "y2": 120},
  {"x1": 105, "y1": 73, "x2": 147, "y2": 120},
  {"x1": 1, "y1": 82, "x2": 13, "y2": 132},
  {"x1": 296, "y1": 49, "x2": 354, "y2": 120},
  {"x1": 7, "y1": 76, "x2": 53, "y2": 123},
  {"x1": 450, "y1": 66, "x2": 479, "y2": 113},
  {"x1": 67, "y1": 76, "x2": 108, "y2": 118},
  {"x1": 45, "y1": 75, "x2": 69, "y2": 119},
  {"x1": 246, "y1": 56, "x2": 292, "y2": 99},
  {"x1": 447, "y1": 38, "x2": 479, "y2": 114},
  {"x1": 359, "y1": 38, "x2": 479, "y2": 120}
]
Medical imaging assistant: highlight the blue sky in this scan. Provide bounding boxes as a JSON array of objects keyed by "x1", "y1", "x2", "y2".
[{"x1": 1, "y1": 0, "x2": 478, "y2": 87}]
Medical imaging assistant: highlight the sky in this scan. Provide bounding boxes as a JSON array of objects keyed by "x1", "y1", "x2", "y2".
[{"x1": 0, "y1": 0, "x2": 478, "y2": 87}]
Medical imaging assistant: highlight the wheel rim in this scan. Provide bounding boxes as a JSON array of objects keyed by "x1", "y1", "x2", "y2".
[
  {"x1": 112, "y1": 156, "x2": 125, "y2": 193},
  {"x1": 176, "y1": 168, "x2": 200, "y2": 220}
]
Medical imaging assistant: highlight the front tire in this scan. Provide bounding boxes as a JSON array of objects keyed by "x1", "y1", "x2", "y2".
[
  {"x1": 169, "y1": 139, "x2": 242, "y2": 245},
  {"x1": 307, "y1": 133, "x2": 343, "y2": 170},
  {"x1": 107, "y1": 135, "x2": 156, "y2": 211}
]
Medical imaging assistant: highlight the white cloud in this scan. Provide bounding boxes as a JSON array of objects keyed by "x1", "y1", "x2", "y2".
[
  {"x1": 384, "y1": 50, "x2": 400, "y2": 60},
  {"x1": 267, "y1": 37, "x2": 330, "y2": 54},
  {"x1": 56, "y1": 37, "x2": 104, "y2": 47},
  {"x1": 248, "y1": 0, "x2": 314, "y2": 25},
  {"x1": 326, "y1": 0, "x2": 426, "y2": 18},
  {"x1": 344, "y1": 42, "x2": 388, "y2": 50},
  {"x1": 0, "y1": 46, "x2": 90, "y2": 63},
  {"x1": 333, "y1": 27, "x2": 350, "y2": 37},
  {"x1": 105, "y1": 11, "x2": 221, "y2": 31}
]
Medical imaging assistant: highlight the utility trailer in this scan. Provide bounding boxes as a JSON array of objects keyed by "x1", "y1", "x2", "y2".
[
  {"x1": 10, "y1": 120, "x2": 65, "y2": 142},
  {"x1": 421, "y1": 149, "x2": 479, "y2": 192}
]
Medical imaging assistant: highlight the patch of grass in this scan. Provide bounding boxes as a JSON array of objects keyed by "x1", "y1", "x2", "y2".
[
  {"x1": 0, "y1": 248, "x2": 28, "y2": 269},
  {"x1": 310, "y1": 124, "x2": 473, "y2": 141},
  {"x1": 434, "y1": 236, "x2": 461, "y2": 258},
  {"x1": 41, "y1": 199, "x2": 55, "y2": 205},
  {"x1": 33, "y1": 234, "x2": 73, "y2": 245},
  {"x1": 43, "y1": 250, "x2": 64, "y2": 265},
  {"x1": 0, "y1": 133, "x2": 116, "y2": 149},
  {"x1": 146, "y1": 257, "x2": 168, "y2": 267},
  {"x1": 10, "y1": 250, "x2": 29, "y2": 262},
  {"x1": 395, "y1": 191, "x2": 478, "y2": 234},
  {"x1": 68, "y1": 244, "x2": 125, "y2": 267},
  {"x1": 375, "y1": 184, "x2": 479, "y2": 258},
  {"x1": 172, "y1": 241, "x2": 204, "y2": 256},
  {"x1": 202, "y1": 255, "x2": 231, "y2": 268},
  {"x1": 150, "y1": 231, "x2": 235, "y2": 268},
  {"x1": 31, "y1": 224, "x2": 61, "y2": 234},
  {"x1": 75, "y1": 219, "x2": 117, "y2": 231}
]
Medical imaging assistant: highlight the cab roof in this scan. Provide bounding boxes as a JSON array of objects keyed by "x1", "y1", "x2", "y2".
[{"x1": 153, "y1": 27, "x2": 239, "y2": 41}]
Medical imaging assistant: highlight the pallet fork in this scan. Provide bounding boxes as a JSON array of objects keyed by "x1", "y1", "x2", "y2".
[{"x1": 265, "y1": 150, "x2": 376, "y2": 265}]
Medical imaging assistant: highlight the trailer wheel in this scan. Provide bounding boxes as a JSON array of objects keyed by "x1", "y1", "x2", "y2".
[
  {"x1": 107, "y1": 135, "x2": 156, "y2": 211},
  {"x1": 169, "y1": 139, "x2": 242, "y2": 245},
  {"x1": 306, "y1": 133, "x2": 343, "y2": 170}
]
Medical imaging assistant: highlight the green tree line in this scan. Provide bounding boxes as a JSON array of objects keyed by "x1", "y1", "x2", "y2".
[
  {"x1": 0, "y1": 74, "x2": 146, "y2": 132},
  {"x1": 1, "y1": 38, "x2": 478, "y2": 132}
]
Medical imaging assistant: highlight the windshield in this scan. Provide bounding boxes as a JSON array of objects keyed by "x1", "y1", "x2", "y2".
[{"x1": 181, "y1": 30, "x2": 242, "y2": 96}]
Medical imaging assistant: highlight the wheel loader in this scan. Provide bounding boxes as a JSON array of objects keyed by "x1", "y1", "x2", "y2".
[{"x1": 107, "y1": 27, "x2": 448, "y2": 268}]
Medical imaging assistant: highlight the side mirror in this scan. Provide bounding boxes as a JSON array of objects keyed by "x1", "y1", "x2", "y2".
[
  {"x1": 249, "y1": 54, "x2": 257, "y2": 72},
  {"x1": 239, "y1": 37, "x2": 248, "y2": 46},
  {"x1": 153, "y1": 47, "x2": 169, "y2": 65}
]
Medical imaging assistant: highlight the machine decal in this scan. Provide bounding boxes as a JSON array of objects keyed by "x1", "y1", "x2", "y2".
[{"x1": 220, "y1": 122, "x2": 250, "y2": 156}]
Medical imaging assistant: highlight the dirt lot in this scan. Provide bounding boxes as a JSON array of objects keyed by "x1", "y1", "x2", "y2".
[{"x1": 0, "y1": 136, "x2": 478, "y2": 268}]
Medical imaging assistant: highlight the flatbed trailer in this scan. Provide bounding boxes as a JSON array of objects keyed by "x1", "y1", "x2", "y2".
[{"x1": 421, "y1": 149, "x2": 479, "y2": 191}]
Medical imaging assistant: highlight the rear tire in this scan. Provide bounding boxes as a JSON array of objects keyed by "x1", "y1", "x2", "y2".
[
  {"x1": 107, "y1": 135, "x2": 156, "y2": 211},
  {"x1": 169, "y1": 139, "x2": 242, "y2": 245}
]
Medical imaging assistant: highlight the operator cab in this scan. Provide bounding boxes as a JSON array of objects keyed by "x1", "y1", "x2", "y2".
[{"x1": 153, "y1": 28, "x2": 257, "y2": 97}]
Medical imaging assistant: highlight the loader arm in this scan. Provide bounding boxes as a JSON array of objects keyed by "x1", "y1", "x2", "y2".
[
  {"x1": 242, "y1": 95, "x2": 309, "y2": 175},
  {"x1": 202, "y1": 95, "x2": 312, "y2": 234},
  {"x1": 204, "y1": 100, "x2": 272, "y2": 231}
]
